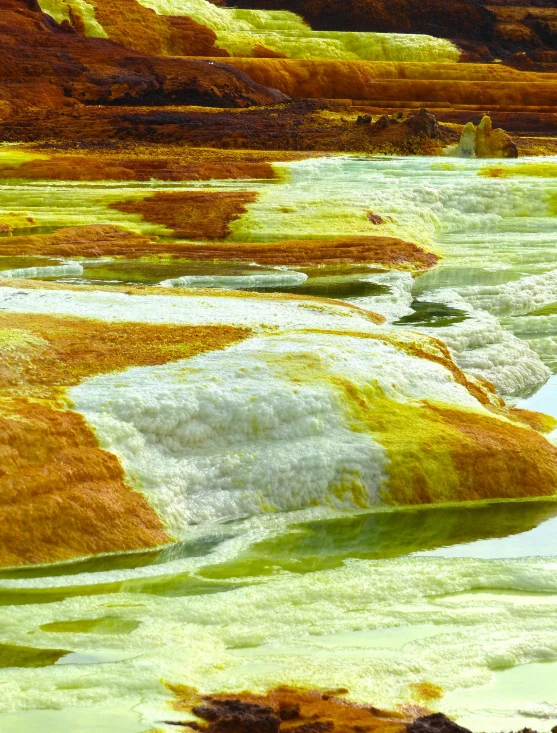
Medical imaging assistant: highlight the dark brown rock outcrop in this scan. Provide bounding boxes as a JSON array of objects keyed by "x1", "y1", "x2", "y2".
[{"x1": 167, "y1": 686, "x2": 410, "y2": 733}]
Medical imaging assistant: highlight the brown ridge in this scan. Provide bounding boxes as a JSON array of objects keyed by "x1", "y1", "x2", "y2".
[
  {"x1": 0, "y1": 154, "x2": 276, "y2": 182},
  {"x1": 0, "y1": 226, "x2": 437, "y2": 270},
  {"x1": 0, "y1": 0, "x2": 285, "y2": 118}
]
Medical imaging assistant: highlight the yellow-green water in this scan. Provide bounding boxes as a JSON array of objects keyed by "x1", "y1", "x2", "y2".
[{"x1": 3, "y1": 501, "x2": 557, "y2": 731}]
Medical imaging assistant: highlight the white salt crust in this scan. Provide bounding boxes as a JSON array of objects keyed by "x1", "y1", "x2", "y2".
[
  {"x1": 158, "y1": 271, "x2": 308, "y2": 289},
  {"x1": 0, "y1": 263, "x2": 83, "y2": 280},
  {"x1": 444, "y1": 268, "x2": 557, "y2": 318},
  {"x1": 0, "y1": 286, "x2": 378, "y2": 332},
  {"x1": 412, "y1": 289, "x2": 551, "y2": 397},
  {"x1": 70, "y1": 327, "x2": 481, "y2": 531}
]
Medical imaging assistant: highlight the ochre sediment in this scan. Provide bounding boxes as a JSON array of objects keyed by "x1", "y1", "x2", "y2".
[
  {"x1": 109, "y1": 191, "x2": 258, "y2": 239},
  {"x1": 0, "y1": 398, "x2": 169, "y2": 569},
  {"x1": 0, "y1": 312, "x2": 249, "y2": 567},
  {"x1": 0, "y1": 226, "x2": 158, "y2": 258},
  {"x1": 201, "y1": 59, "x2": 557, "y2": 108},
  {"x1": 505, "y1": 408, "x2": 557, "y2": 434},
  {"x1": 87, "y1": 0, "x2": 229, "y2": 57}
]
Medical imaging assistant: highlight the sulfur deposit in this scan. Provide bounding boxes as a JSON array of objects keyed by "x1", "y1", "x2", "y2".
[{"x1": 1, "y1": 1, "x2": 557, "y2": 731}]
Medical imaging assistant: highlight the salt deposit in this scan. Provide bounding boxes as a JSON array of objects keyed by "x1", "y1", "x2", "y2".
[
  {"x1": 158, "y1": 271, "x2": 307, "y2": 289},
  {"x1": 0, "y1": 262, "x2": 83, "y2": 280}
]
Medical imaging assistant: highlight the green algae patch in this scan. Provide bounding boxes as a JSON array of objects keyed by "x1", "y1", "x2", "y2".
[
  {"x1": 527, "y1": 302, "x2": 557, "y2": 317},
  {"x1": 0, "y1": 572, "x2": 243, "y2": 607},
  {"x1": 0, "y1": 642, "x2": 68, "y2": 668},
  {"x1": 40, "y1": 617, "x2": 140, "y2": 635}
]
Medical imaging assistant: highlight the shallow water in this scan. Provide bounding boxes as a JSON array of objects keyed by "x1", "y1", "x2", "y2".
[
  {"x1": 2, "y1": 501, "x2": 557, "y2": 731},
  {"x1": 2, "y1": 155, "x2": 557, "y2": 731}
]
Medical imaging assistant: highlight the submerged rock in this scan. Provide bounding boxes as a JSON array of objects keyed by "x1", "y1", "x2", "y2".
[
  {"x1": 169, "y1": 686, "x2": 410, "y2": 732},
  {"x1": 408, "y1": 714, "x2": 472, "y2": 733},
  {"x1": 192, "y1": 699, "x2": 281, "y2": 732}
]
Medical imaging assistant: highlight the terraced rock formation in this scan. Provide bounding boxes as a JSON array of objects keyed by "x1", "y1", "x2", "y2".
[
  {"x1": 3, "y1": 0, "x2": 554, "y2": 147},
  {"x1": 36, "y1": 0, "x2": 462, "y2": 62},
  {"x1": 224, "y1": 0, "x2": 557, "y2": 62}
]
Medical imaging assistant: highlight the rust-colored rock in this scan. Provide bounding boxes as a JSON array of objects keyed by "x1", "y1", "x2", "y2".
[
  {"x1": 86, "y1": 0, "x2": 229, "y2": 57},
  {"x1": 407, "y1": 714, "x2": 472, "y2": 733}
]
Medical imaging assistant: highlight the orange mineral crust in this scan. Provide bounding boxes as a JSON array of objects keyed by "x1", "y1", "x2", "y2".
[
  {"x1": 109, "y1": 191, "x2": 258, "y2": 239},
  {"x1": 0, "y1": 226, "x2": 158, "y2": 258},
  {"x1": 168, "y1": 685, "x2": 411, "y2": 733},
  {"x1": 0, "y1": 399, "x2": 169, "y2": 569},
  {"x1": 0, "y1": 312, "x2": 249, "y2": 567},
  {"x1": 348, "y1": 388, "x2": 557, "y2": 506},
  {"x1": 287, "y1": 328, "x2": 557, "y2": 505},
  {"x1": 0, "y1": 227, "x2": 436, "y2": 270}
]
